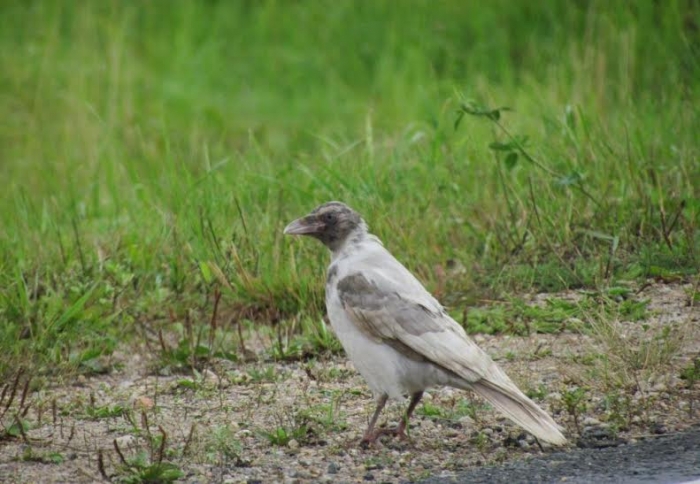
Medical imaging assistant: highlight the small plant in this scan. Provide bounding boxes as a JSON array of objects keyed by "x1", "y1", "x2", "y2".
[
  {"x1": 258, "y1": 405, "x2": 319, "y2": 447},
  {"x1": 247, "y1": 365, "x2": 279, "y2": 383},
  {"x1": 99, "y1": 412, "x2": 183, "y2": 484},
  {"x1": 154, "y1": 290, "x2": 238, "y2": 374},
  {"x1": 1, "y1": 371, "x2": 32, "y2": 443},
  {"x1": 416, "y1": 401, "x2": 445, "y2": 419},
  {"x1": 680, "y1": 357, "x2": 700, "y2": 416},
  {"x1": 470, "y1": 430, "x2": 490, "y2": 456},
  {"x1": 300, "y1": 395, "x2": 348, "y2": 432},
  {"x1": 83, "y1": 395, "x2": 126, "y2": 420},
  {"x1": 19, "y1": 447, "x2": 65, "y2": 464},
  {"x1": 300, "y1": 317, "x2": 343, "y2": 355},
  {"x1": 202, "y1": 425, "x2": 247, "y2": 467},
  {"x1": 259, "y1": 424, "x2": 308, "y2": 447},
  {"x1": 449, "y1": 399, "x2": 489, "y2": 423},
  {"x1": 562, "y1": 386, "x2": 588, "y2": 435},
  {"x1": 601, "y1": 390, "x2": 634, "y2": 430},
  {"x1": 113, "y1": 454, "x2": 183, "y2": 484},
  {"x1": 525, "y1": 384, "x2": 548, "y2": 401}
]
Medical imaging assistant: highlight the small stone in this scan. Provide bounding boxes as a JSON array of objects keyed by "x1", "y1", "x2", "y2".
[
  {"x1": 651, "y1": 382, "x2": 667, "y2": 392},
  {"x1": 481, "y1": 428, "x2": 493, "y2": 436},
  {"x1": 582, "y1": 416, "x2": 601, "y2": 426},
  {"x1": 134, "y1": 396, "x2": 155, "y2": 410},
  {"x1": 363, "y1": 473, "x2": 375, "y2": 481},
  {"x1": 548, "y1": 392, "x2": 562, "y2": 401},
  {"x1": 202, "y1": 369, "x2": 219, "y2": 383},
  {"x1": 327, "y1": 462, "x2": 340, "y2": 474},
  {"x1": 287, "y1": 439, "x2": 300, "y2": 450},
  {"x1": 114, "y1": 435, "x2": 137, "y2": 448},
  {"x1": 459, "y1": 416, "x2": 475, "y2": 427},
  {"x1": 518, "y1": 440, "x2": 530, "y2": 450}
]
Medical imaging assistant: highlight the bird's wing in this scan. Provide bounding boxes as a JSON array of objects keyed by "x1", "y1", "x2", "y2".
[{"x1": 336, "y1": 267, "x2": 505, "y2": 384}]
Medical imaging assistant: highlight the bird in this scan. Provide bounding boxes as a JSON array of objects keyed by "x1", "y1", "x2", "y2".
[{"x1": 284, "y1": 201, "x2": 566, "y2": 447}]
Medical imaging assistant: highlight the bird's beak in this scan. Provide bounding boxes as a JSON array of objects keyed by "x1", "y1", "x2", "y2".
[{"x1": 283, "y1": 216, "x2": 323, "y2": 236}]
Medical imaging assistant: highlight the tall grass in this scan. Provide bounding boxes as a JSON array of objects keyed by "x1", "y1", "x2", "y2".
[{"x1": 0, "y1": 1, "x2": 698, "y2": 378}]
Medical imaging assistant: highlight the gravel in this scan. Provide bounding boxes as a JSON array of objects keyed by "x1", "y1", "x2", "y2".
[
  {"x1": 0, "y1": 282, "x2": 698, "y2": 483},
  {"x1": 416, "y1": 425, "x2": 700, "y2": 484}
]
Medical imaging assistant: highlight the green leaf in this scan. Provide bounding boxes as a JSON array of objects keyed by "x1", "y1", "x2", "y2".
[
  {"x1": 580, "y1": 230, "x2": 616, "y2": 242},
  {"x1": 565, "y1": 104, "x2": 576, "y2": 131},
  {"x1": 459, "y1": 103, "x2": 512, "y2": 121},
  {"x1": 504, "y1": 152, "x2": 518, "y2": 170},
  {"x1": 555, "y1": 171, "x2": 583, "y2": 186},
  {"x1": 199, "y1": 261, "x2": 213, "y2": 284},
  {"x1": 489, "y1": 141, "x2": 518, "y2": 151},
  {"x1": 454, "y1": 110, "x2": 465, "y2": 130}
]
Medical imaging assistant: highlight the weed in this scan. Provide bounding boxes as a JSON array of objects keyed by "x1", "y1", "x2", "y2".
[
  {"x1": 84, "y1": 404, "x2": 126, "y2": 420},
  {"x1": 525, "y1": 384, "x2": 549, "y2": 401},
  {"x1": 299, "y1": 396, "x2": 348, "y2": 433},
  {"x1": 416, "y1": 402, "x2": 445, "y2": 419},
  {"x1": 300, "y1": 317, "x2": 344, "y2": 356},
  {"x1": 680, "y1": 357, "x2": 700, "y2": 416},
  {"x1": 259, "y1": 424, "x2": 309, "y2": 447},
  {"x1": 202, "y1": 426, "x2": 248, "y2": 467},
  {"x1": 104, "y1": 414, "x2": 184, "y2": 484},
  {"x1": 0, "y1": 371, "x2": 33, "y2": 443},
  {"x1": 463, "y1": 293, "x2": 649, "y2": 336},
  {"x1": 562, "y1": 387, "x2": 588, "y2": 435},
  {"x1": 18, "y1": 447, "x2": 65, "y2": 465},
  {"x1": 247, "y1": 365, "x2": 280, "y2": 384}
]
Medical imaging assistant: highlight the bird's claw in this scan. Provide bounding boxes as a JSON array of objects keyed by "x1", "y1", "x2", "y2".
[{"x1": 360, "y1": 426, "x2": 409, "y2": 448}]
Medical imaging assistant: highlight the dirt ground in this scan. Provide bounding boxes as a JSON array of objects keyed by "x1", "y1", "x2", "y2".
[{"x1": 1, "y1": 281, "x2": 698, "y2": 483}]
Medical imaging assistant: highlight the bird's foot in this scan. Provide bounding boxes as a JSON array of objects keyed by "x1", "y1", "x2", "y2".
[{"x1": 360, "y1": 426, "x2": 409, "y2": 448}]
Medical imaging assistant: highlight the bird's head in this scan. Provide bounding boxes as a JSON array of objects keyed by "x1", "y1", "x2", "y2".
[{"x1": 283, "y1": 201, "x2": 366, "y2": 251}]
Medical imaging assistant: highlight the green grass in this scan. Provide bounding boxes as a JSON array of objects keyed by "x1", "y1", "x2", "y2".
[{"x1": 1, "y1": 1, "x2": 698, "y2": 380}]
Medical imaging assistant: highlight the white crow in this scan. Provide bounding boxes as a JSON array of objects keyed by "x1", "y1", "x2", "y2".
[{"x1": 284, "y1": 201, "x2": 566, "y2": 446}]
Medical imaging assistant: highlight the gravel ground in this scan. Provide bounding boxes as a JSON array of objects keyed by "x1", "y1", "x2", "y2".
[
  {"x1": 417, "y1": 425, "x2": 700, "y2": 484},
  {"x1": 0, "y1": 282, "x2": 698, "y2": 483}
]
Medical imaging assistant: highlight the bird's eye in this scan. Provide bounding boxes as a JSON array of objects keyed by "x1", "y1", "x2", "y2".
[{"x1": 323, "y1": 212, "x2": 336, "y2": 223}]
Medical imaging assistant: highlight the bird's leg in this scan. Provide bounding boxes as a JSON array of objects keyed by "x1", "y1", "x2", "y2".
[
  {"x1": 361, "y1": 394, "x2": 389, "y2": 446},
  {"x1": 395, "y1": 391, "x2": 423, "y2": 440}
]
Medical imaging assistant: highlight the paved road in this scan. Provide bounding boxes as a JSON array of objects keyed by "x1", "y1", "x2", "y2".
[{"x1": 417, "y1": 426, "x2": 700, "y2": 484}]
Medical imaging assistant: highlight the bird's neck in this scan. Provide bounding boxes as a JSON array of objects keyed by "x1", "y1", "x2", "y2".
[{"x1": 330, "y1": 226, "x2": 382, "y2": 260}]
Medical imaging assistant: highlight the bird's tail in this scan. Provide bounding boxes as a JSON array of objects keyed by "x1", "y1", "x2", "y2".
[{"x1": 463, "y1": 378, "x2": 567, "y2": 445}]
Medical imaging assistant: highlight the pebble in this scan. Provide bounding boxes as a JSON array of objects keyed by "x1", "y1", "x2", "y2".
[
  {"x1": 327, "y1": 462, "x2": 340, "y2": 474},
  {"x1": 459, "y1": 416, "x2": 476, "y2": 427},
  {"x1": 134, "y1": 396, "x2": 154, "y2": 410},
  {"x1": 114, "y1": 435, "x2": 137, "y2": 448},
  {"x1": 202, "y1": 369, "x2": 219, "y2": 384},
  {"x1": 583, "y1": 416, "x2": 601, "y2": 426},
  {"x1": 288, "y1": 439, "x2": 300, "y2": 450},
  {"x1": 651, "y1": 382, "x2": 667, "y2": 392}
]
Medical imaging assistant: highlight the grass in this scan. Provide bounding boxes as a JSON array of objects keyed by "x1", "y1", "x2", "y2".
[{"x1": 0, "y1": 1, "x2": 698, "y2": 382}]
